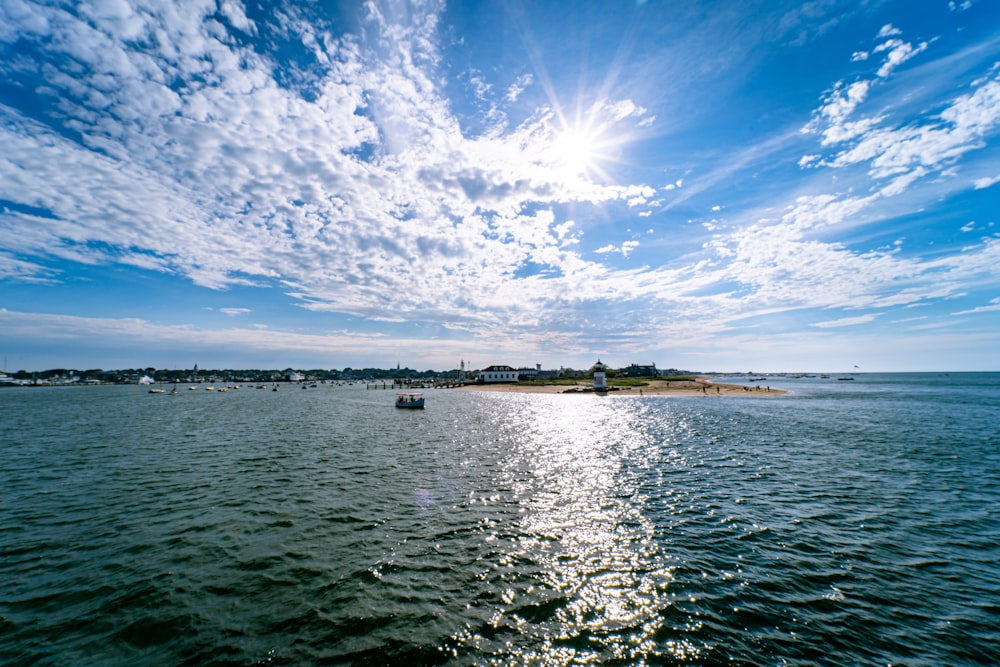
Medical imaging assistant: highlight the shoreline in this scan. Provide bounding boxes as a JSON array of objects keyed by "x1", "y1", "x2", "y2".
[{"x1": 458, "y1": 377, "x2": 787, "y2": 396}]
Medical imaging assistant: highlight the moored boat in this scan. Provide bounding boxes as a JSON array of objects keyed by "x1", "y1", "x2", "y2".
[{"x1": 395, "y1": 392, "x2": 425, "y2": 409}]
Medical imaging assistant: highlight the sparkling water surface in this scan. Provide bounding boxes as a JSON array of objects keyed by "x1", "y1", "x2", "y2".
[{"x1": 2, "y1": 374, "x2": 998, "y2": 666}]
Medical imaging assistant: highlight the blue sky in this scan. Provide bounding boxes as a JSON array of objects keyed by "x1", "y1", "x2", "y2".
[{"x1": 1, "y1": 0, "x2": 999, "y2": 373}]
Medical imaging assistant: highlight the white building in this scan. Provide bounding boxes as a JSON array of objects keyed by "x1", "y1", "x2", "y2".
[{"x1": 479, "y1": 365, "x2": 519, "y2": 383}]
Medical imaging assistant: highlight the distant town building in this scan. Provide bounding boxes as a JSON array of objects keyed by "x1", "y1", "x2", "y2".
[
  {"x1": 517, "y1": 364, "x2": 542, "y2": 380},
  {"x1": 621, "y1": 363, "x2": 658, "y2": 377},
  {"x1": 479, "y1": 365, "x2": 518, "y2": 383}
]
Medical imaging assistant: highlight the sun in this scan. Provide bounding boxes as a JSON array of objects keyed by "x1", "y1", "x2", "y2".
[
  {"x1": 530, "y1": 100, "x2": 633, "y2": 186},
  {"x1": 550, "y1": 126, "x2": 599, "y2": 175},
  {"x1": 545, "y1": 125, "x2": 606, "y2": 184}
]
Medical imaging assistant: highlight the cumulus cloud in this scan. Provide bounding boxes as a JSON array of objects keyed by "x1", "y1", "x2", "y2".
[
  {"x1": 0, "y1": 1, "x2": 997, "y2": 363},
  {"x1": 595, "y1": 241, "x2": 639, "y2": 258},
  {"x1": 0, "y1": 0, "x2": 661, "y2": 332},
  {"x1": 874, "y1": 38, "x2": 929, "y2": 78}
]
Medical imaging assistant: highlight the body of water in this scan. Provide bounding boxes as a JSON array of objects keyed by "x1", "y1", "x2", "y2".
[{"x1": 2, "y1": 373, "x2": 998, "y2": 665}]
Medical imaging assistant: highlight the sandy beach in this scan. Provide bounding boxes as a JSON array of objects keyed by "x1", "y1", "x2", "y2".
[{"x1": 459, "y1": 377, "x2": 786, "y2": 396}]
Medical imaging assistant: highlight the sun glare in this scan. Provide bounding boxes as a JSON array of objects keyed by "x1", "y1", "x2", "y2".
[
  {"x1": 550, "y1": 126, "x2": 598, "y2": 175},
  {"x1": 544, "y1": 123, "x2": 622, "y2": 187}
]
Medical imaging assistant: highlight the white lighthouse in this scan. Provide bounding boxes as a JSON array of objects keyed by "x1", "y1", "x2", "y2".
[{"x1": 593, "y1": 359, "x2": 608, "y2": 394}]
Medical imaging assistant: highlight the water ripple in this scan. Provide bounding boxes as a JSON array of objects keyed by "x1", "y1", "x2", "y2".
[{"x1": 1, "y1": 376, "x2": 999, "y2": 665}]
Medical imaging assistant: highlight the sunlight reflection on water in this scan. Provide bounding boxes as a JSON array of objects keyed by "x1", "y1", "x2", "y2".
[{"x1": 457, "y1": 394, "x2": 695, "y2": 663}]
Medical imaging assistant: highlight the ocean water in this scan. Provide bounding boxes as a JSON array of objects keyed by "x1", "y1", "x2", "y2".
[{"x1": 1, "y1": 373, "x2": 998, "y2": 666}]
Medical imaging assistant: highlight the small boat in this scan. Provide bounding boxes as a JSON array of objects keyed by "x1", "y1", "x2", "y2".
[
  {"x1": 395, "y1": 392, "x2": 425, "y2": 409},
  {"x1": 148, "y1": 388, "x2": 165, "y2": 394}
]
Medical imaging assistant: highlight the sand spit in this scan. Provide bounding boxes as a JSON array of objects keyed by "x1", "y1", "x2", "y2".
[{"x1": 459, "y1": 377, "x2": 787, "y2": 396}]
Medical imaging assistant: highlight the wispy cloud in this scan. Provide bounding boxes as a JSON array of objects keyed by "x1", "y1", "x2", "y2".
[
  {"x1": 810, "y1": 314, "x2": 880, "y2": 328},
  {"x1": 952, "y1": 297, "x2": 1000, "y2": 315},
  {"x1": 803, "y1": 26, "x2": 993, "y2": 194}
]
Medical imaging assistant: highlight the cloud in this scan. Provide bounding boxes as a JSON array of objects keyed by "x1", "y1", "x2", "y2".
[
  {"x1": 876, "y1": 24, "x2": 902, "y2": 39},
  {"x1": 810, "y1": 313, "x2": 880, "y2": 328},
  {"x1": 621, "y1": 241, "x2": 639, "y2": 258},
  {"x1": 804, "y1": 30, "x2": 1000, "y2": 198},
  {"x1": 506, "y1": 73, "x2": 533, "y2": 102},
  {"x1": 973, "y1": 174, "x2": 1000, "y2": 189},
  {"x1": 815, "y1": 80, "x2": 872, "y2": 127},
  {"x1": 874, "y1": 38, "x2": 929, "y2": 78},
  {"x1": 219, "y1": 308, "x2": 251, "y2": 316},
  {"x1": 594, "y1": 241, "x2": 639, "y2": 258},
  {"x1": 0, "y1": 252, "x2": 62, "y2": 284},
  {"x1": 952, "y1": 297, "x2": 1000, "y2": 315},
  {"x1": 0, "y1": 1, "x2": 661, "y2": 329},
  {"x1": 805, "y1": 26, "x2": 931, "y2": 152},
  {"x1": 836, "y1": 78, "x2": 1000, "y2": 181},
  {"x1": 0, "y1": 1, "x2": 998, "y2": 366},
  {"x1": 0, "y1": 307, "x2": 477, "y2": 368}
]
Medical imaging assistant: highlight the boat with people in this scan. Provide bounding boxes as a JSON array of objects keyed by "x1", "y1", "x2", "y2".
[{"x1": 395, "y1": 392, "x2": 425, "y2": 409}]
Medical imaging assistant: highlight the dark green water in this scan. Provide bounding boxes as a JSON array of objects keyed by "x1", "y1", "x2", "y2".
[{"x1": 2, "y1": 374, "x2": 998, "y2": 665}]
